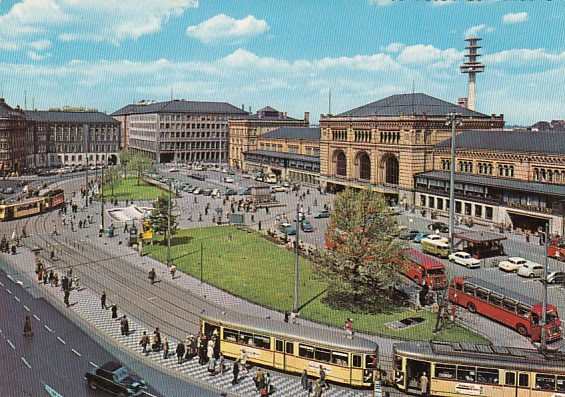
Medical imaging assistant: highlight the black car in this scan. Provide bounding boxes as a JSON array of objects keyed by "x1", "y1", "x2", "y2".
[
  {"x1": 225, "y1": 188, "x2": 237, "y2": 196},
  {"x1": 428, "y1": 222, "x2": 449, "y2": 233},
  {"x1": 85, "y1": 361, "x2": 147, "y2": 396},
  {"x1": 313, "y1": 210, "x2": 331, "y2": 219},
  {"x1": 399, "y1": 229, "x2": 420, "y2": 240}
]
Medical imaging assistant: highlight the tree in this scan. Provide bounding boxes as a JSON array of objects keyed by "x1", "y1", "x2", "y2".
[
  {"x1": 311, "y1": 188, "x2": 406, "y2": 313},
  {"x1": 119, "y1": 148, "x2": 132, "y2": 178},
  {"x1": 105, "y1": 165, "x2": 121, "y2": 197},
  {"x1": 148, "y1": 194, "x2": 179, "y2": 245},
  {"x1": 128, "y1": 153, "x2": 153, "y2": 185}
]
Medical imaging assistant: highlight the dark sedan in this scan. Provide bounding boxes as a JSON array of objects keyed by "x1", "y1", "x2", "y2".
[
  {"x1": 400, "y1": 229, "x2": 420, "y2": 240},
  {"x1": 85, "y1": 361, "x2": 147, "y2": 396},
  {"x1": 313, "y1": 210, "x2": 331, "y2": 219},
  {"x1": 428, "y1": 222, "x2": 449, "y2": 233}
]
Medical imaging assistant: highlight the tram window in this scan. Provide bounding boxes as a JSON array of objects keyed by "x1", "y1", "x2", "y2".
[
  {"x1": 556, "y1": 376, "x2": 565, "y2": 391},
  {"x1": 503, "y1": 300, "x2": 517, "y2": 313},
  {"x1": 352, "y1": 355, "x2": 362, "y2": 368},
  {"x1": 518, "y1": 373, "x2": 529, "y2": 387},
  {"x1": 457, "y1": 366, "x2": 476, "y2": 382},
  {"x1": 365, "y1": 354, "x2": 377, "y2": 369},
  {"x1": 253, "y1": 335, "x2": 271, "y2": 349},
  {"x1": 435, "y1": 364, "x2": 455, "y2": 379},
  {"x1": 517, "y1": 305, "x2": 529, "y2": 317},
  {"x1": 240, "y1": 332, "x2": 253, "y2": 346},
  {"x1": 314, "y1": 347, "x2": 331, "y2": 363},
  {"x1": 275, "y1": 340, "x2": 284, "y2": 352},
  {"x1": 299, "y1": 344, "x2": 314, "y2": 359},
  {"x1": 505, "y1": 372, "x2": 516, "y2": 386},
  {"x1": 477, "y1": 368, "x2": 498, "y2": 384},
  {"x1": 332, "y1": 351, "x2": 349, "y2": 366},
  {"x1": 475, "y1": 288, "x2": 488, "y2": 301},
  {"x1": 536, "y1": 374, "x2": 556, "y2": 390},
  {"x1": 394, "y1": 356, "x2": 403, "y2": 371},
  {"x1": 223, "y1": 328, "x2": 238, "y2": 342},
  {"x1": 285, "y1": 342, "x2": 294, "y2": 355},
  {"x1": 463, "y1": 283, "x2": 476, "y2": 295}
]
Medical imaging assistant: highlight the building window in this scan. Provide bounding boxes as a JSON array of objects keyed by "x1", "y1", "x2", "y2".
[
  {"x1": 384, "y1": 155, "x2": 399, "y2": 185},
  {"x1": 441, "y1": 159, "x2": 450, "y2": 171},
  {"x1": 334, "y1": 150, "x2": 347, "y2": 177},
  {"x1": 357, "y1": 152, "x2": 371, "y2": 180}
]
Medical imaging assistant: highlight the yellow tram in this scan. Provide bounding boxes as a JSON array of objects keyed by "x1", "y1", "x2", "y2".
[
  {"x1": 394, "y1": 340, "x2": 565, "y2": 397},
  {"x1": 0, "y1": 197, "x2": 46, "y2": 221},
  {"x1": 201, "y1": 311, "x2": 379, "y2": 387}
]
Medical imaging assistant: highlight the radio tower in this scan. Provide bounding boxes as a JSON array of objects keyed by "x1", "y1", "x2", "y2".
[{"x1": 460, "y1": 38, "x2": 484, "y2": 111}]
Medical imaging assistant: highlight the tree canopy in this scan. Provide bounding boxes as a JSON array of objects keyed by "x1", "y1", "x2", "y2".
[
  {"x1": 148, "y1": 194, "x2": 179, "y2": 245},
  {"x1": 128, "y1": 153, "x2": 153, "y2": 185},
  {"x1": 311, "y1": 188, "x2": 405, "y2": 313}
]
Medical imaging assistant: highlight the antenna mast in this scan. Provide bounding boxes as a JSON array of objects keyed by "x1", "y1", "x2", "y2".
[{"x1": 460, "y1": 38, "x2": 485, "y2": 111}]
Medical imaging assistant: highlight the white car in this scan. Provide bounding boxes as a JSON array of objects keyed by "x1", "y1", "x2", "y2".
[
  {"x1": 448, "y1": 251, "x2": 481, "y2": 269},
  {"x1": 224, "y1": 176, "x2": 234, "y2": 183},
  {"x1": 517, "y1": 262, "x2": 544, "y2": 278},
  {"x1": 498, "y1": 257, "x2": 529, "y2": 272},
  {"x1": 423, "y1": 234, "x2": 448, "y2": 242},
  {"x1": 242, "y1": 173, "x2": 252, "y2": 179},
  {"x1": 168, "y1": 168, "x2": 179, "y2": 173}
]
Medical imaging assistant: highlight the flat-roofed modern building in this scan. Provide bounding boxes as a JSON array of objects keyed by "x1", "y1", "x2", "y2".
[
  {"x1": 112, "y1": 99, "x2": 249, "y2": 163},
  {"x1": 0, "y1": 98, "x2": 28, "y2": 176}
]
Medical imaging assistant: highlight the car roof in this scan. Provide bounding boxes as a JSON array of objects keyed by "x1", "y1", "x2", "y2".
[
  {"x1": 100, "y1": 361, "x2": 123, "y2": 372},
  {"x1": 508, "y1": 257, "x2": 526, "y2": 261}
]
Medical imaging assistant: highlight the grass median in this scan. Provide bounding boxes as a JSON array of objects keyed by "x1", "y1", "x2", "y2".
[
  {"x1": 100, "y1": 178, "x2": 165, "y2": 202},
  {"x1": 144, "y1": 225, "x2": 489, "y2": 344}
]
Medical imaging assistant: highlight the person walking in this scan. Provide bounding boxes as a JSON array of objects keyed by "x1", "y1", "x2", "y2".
[
  {"x1": 162, "y1": 336, "x2": 169, "y2": 359},
  {"x1": 301, "y1": 368, "x2": 309, "y2": 390},
  {"x1": 420, "y1": 372, "x2": 429, "y2": 396},
  {"x1": 314, "y1": 379, "x2": 324, "y2": 397},
  {"x1": 148, "y1": 268, "x2": 156, "y2": 284},
  {"x1": 231, "y1": 359, "x2": 240, "y2": 385},
  {"x1": 319, "y1": 365, "x2": 327, "y2": 388},
  {"x1": 254, "y1": 368, "x2": 264, "y2": 390},
  {"x1": 218, "y1": 353, "x2": 226, "y2": 375},
  {"x1": 240, "y1": 349, "x2": 248, "y2": 374},
  {"x1": 111, "y1": 303, "x2": 118, "y2": 319},
  {"x1": 139, "y1": 331, "x2": 150, "y2": 355},
  {"x1": 101, "y1": 291, "x2": 108, "y2": 309},
  {"x1": 120, "y1": 315, "x2": 129, "y2": 336},
  {"x1": 63, "y1": 289, "x2": 70, "y2": 307},
  {"x1": 176, "y1": 339, "x2": 186, "y2": 364},
  {"x1": 169, "y1": 264, "x2": 176, "y2": 279}
]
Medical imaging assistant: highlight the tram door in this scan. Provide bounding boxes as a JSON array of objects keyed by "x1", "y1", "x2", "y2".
[
  {"x1": 273, "y1": 339, "x2": 286, "y2": 370},
  {"x1": 405, "y1": 359, "x2": 430, "y2": 394},
  {"x1": 503, "y1": 371, "x2": 531, "y2": 397}
]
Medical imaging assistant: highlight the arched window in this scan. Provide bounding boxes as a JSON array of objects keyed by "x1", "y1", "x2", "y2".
[
  {"x1": 334, "y1": 150, "x2": 347, "y2": 177},
  {"x1": 384, "y1": 155, "x2": 399, "y2": 185},
  {"x1": 357, "y1": 152, "x2": 371, "y2": 180}
]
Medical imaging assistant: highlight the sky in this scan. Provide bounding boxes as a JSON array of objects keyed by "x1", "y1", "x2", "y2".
[{"x1": 1, "y1": 0, "x2": 565, "y2": 126}]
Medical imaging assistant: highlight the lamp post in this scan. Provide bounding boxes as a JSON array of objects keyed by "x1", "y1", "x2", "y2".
[
  {"x1": 101, "y1": 165, "x2": 105, "y2": 231},
  {"x1": 166, "y1": 181, "x2": 172, "y2": 266},
  {"x1": 294, "y1": 203, "x2": 300, "y2": 313},
  {"x1": 446, "y1": 111, "x2": 461, "y2": 250}
]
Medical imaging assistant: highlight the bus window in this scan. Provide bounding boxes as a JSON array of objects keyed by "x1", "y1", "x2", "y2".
[
  {"x1": 223, "y1": 328, "x2": 238, "y2": 342},
  {"x1": 476, "y1": 288, "x2": 488, "y2": 301},
  {"x1": 454, "y1": 283, "x2": 463, "y2": 292},
  {"x1": 463, "y1": 283, "x2": 476, "y2": 295},
  {"x1": 253, "y1": 335, "x2": 271, "y2": 349},
  {"x1": 489, "y1": 294, "x2": 502, "y2": 307},
  {"x1": 299, "y1": 344, "x2": 314, "y2": 359},
  {"x1": 518, "y1": 373, "x2": 529, "y2": 387},
  {"x1": 503, "y1": 299, "x2": 517, "y2": 313},
  {"x1": 517, "y1": 305, "x2": 530, "y2": 318},
  {"x1": 352, "y1": 355, "x2": 362, "y2": 368},
  {"x1": 435, "y1": 364, "x2": 456, "y2": 379},
  {"x1": 332, "y1": 351, "x2": 349, "y2": 366},
  {"x1": 285, "y1": 342, "x2": 294, "y2": 355},
  {"x1": 314, "y1": 347, "x2": 331, "y2": 362},
  {"x1": 557, "y1": 376, "x2": 565, "y2": 391},
  {"x1": 275, "y1": 340, "x2": 283, "y2": 352},
  {"x1": 536, "y1": 374, "x2": 556, "y2": 390},
  {"x1": 457, "y1": 366, "x2": 477, "y2": 382},
  {"x1": 477, "y1": 368, "x2": 498, "y2": 384},
  {"x1": 505, "y1": 372, "x2": 516, "y2": 386}
]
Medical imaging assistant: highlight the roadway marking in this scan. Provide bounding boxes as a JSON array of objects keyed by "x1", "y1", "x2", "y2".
[
  {"x1": 6, "y1": 289, "x2": 11, "y2": 294},
  {"x1": 143, "y1": 392, "x2": 158, "y2": 397},
  {"x1": 0, "y1": 281, "x2": 3, "y2": 286},
  {"x1": 44, "y1": 325, "x2": 52, "y2": 332},
  {"x1": 14, "y1": 296, "x2": 20, "y2": 302},
  {"x1": 33, "y1": 314, "x2": 40, "y2": 321},
  {"x1": 56, "y1": 336, "x2": 66, "y2": 345},
  {"x1": 20, "y1": 357, "x2": 32, "y2": 369},
  {"x1": 147, "y1": 296, "x2": 158, "y2": 301},
  {"x1": 89, "y1": 361, "x2": 99, "y2": 368},
  {"x1": 23, "y1": 305, "x2": 30, "y2": 312},
  {"x1": 7, "y1": 340, "x2": 15, "y2": 349},
  {"x1": 6, "y1": 275, "x2": 15, "y2": 283},
  {"x1": 71, "y1": 348, "x2": 82, "y2": 357}
]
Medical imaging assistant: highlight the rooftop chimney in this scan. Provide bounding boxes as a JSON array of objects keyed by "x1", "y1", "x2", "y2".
[{"x1": 304, "y1": 112, "x2": 310, "y2": 125}]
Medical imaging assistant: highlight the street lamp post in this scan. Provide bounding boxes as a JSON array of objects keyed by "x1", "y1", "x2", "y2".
[
  {"x1": 294, "y1": 203, "x2": 300, "y2": 313},
  {"x1": 166, "y1": 181, "x2": 172, "y2": 266},
  {"x1": 446, "y1": 111, "x2": 461, "y2": 250},
  {"x1": 101, "y1": 165, "x2": 105, "y2": 231}
]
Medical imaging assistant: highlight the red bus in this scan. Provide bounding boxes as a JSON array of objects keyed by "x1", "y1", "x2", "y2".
[
  {"x1": 548, "y1": 237, "x2": 565, "y2": 262},
  {"x1": 401, "y1": 249, "x2": 447, "y2": 290},
  {"x1": 449, "y1": 276, "x2": 562, "y2": 342}
]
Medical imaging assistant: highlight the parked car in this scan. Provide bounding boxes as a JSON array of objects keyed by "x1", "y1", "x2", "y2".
[
  {"x1": 314, "y1": 210, "x2": 331, "y2": 219},
  {"x1": 517, "y1": 261, "x2": 545, "y2": 278},
  {"x1": 168, "y1": 168, "x2": 179, "y2": 173},
  {"x1": 202, "y1": 188, "x2": 213, "y2": 196},
  {"x1": 301, "y1": 218, "x2": 314, "y2": 232},
  {"x1": 238, "y1": 188, "x2": 252, "y2": 196},
  {"x1": 448, "y1": 251, "x2": 481, "y2": 268},
  {"x1": 225, "y1": 188, "x2": 237, "y2": 196},
  {"x1": 546, "y1": 270, "x2": 565, "y2": 284},
  {"x1": 192, "y1": 188, "x2": 202, "y2": 195},
  {"x1": 413, "y1": 232, "x2": 430, "y2": 243},
  {"x1": 85, "y1": 361, "x2": 147, "y2": 396},
  {"x1": 498, "y1": 257, "x2": 529, "y2": 272},
  {"x1": 400, "y1": 229, "x2": 419, "y2": 240},
  {"x1": 224, "y1": 176, "x2": 234, "y2": 183},
  {"x1": 242, "y1": 173, "x2": 252, "y2": 179},
  {"x1": 278, "y1": 222, "x2": 296, "y2": 236},
  {"x1": 271, "y1": 185, "x2": 286, "y2": 192},
  {"x1": 428, "y1": 222, "x2": 449, "y2": 233},
  {"x1": 423, "y1": 234, "x2": 448, "y2": 242}
]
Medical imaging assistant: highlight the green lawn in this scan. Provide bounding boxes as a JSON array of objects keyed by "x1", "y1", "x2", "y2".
[
  {"x1": 145, "y1": 225, "x2": 489, "y2": 344},
  {"x1": 101, "y1": 178, "x2": 166, "y2": 202}
]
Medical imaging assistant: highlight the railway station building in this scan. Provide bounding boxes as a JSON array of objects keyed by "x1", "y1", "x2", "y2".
[{"x1": 0, "y1": 98, "x2": 28, "y2": 176}]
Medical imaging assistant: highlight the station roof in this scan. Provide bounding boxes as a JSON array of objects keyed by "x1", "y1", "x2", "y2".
[
  {"x1": 26, "y1": 110, "x2": 118, "y2": 123},
  {"x1": 111, "y1": 100, "x2": 248, "y2": 116},
  {"x1": 261, "y1": 126, "x2": 320, "y2": 140},
  {"x1": 245, "y1": 150, "x2": 319, "y2": 163}
]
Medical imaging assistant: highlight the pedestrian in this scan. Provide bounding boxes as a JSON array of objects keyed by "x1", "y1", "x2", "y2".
[
  {"x1": 301, "y1": 368, "x2": 308, "y2": 390},
  {"x1": 420, "y1": 372, "x2": 429, "y2": 396},
  {"x1": 319, "y1": 365, "x2": 327, "y2": 388},
  {"x1": 139, "y1": 331, "x2": 150, "y2": 355},
  {"x1": 526, "y1": 229, "x2": 531, "y2": 243},
  {"x1": 284, "y1": 310, "x2": 289, "y2": 323},
  {"x1": 124, "y1": 223, "x2": 129, "y2": 233},
  {"x1": 120, "y1": 315, "x2": 129, "y2": 336},
  {"x1": 218, "y1": 353, "x2": 226, "y2": 375},
  {"x1": 52, "y1": 224, "x2": 58, "y2": 236},
  {"x1": 53, "y1": 273, "x2": 59, "y2": 287},
  {"x1": 163, "y1": 336, "x2": 169, "y2": 359},
  {"x1": 101, "y1": 291, "x2": 108, "y2": 309},
  {"x1": 208, "y1": 356, "x2": 216, "y2": 376},
  {"x1": 240, "y1": 349, "x2": 248, "y2": 373},
  {"x1": 264, "y1": 373, "x2": 272, "y2": 395},
  {"x1": 188, "y1": 335, "x2": 197, "y2": 360},
  {"x1": 345, "y1": 318, "x2": 353, "y2": 338},
  {"x1": 169, "y1": 264, "x2": 176, "y2": 279},
  {"x1": 64, "y1": 289, "x2": 70, "y2": 306},
  {"x1": 153, "y1": 327, "x2": 162, "y2": 351},
  {"x1": 314, "y1": 379, "x2": 323, "y2": 397},
  {"x1": 42, "y1": 271, "x2": 48, "y2": 285},
  {"x1": 148, "y1": 268, "x2": 156, "y2": 284},
  {"x1": 258, "y1": 220, "x2": 262, "y2": 231},
  {"x1": 111, "y1": 303, "x2": 118, "y2": 319},
  {"x1": 254, "y1": 368, "x2": 264, "y2": 390},
  {"x1": 176, "y1": 339, "x2": 186, "y2": 364},
  {"x1": 231, "y1": 359, "x2": 240, "y2": 385}
]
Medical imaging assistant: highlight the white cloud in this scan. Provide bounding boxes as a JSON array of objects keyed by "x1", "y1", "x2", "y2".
[
  {"x1": 465, "y1": 24, "x2": 494, "y2": 38},
  {"x1": 186, "y1": 14, "x2": 269, "y2": 44},
  {"x1": 368, "y1": 0, "x2": 394, "y2": 6},
  {"x1": 503, "y1": 12, "x2": 528, "y2": 24},
  {"x1": 27, "y1": 50, "x2": 51, "y2": 61},
  {"x1": 0, "y1": 0, "x2": 198, "y2": 50},
  {"x1": 484, "y1": 48, "x2": 565, "y2": 66},
  {"x1": 384, "y1": 42, "x2": 404, "y2": 53},
  {"x1": 397, "y1": 44, "x2": 461, "y2": 69}
]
